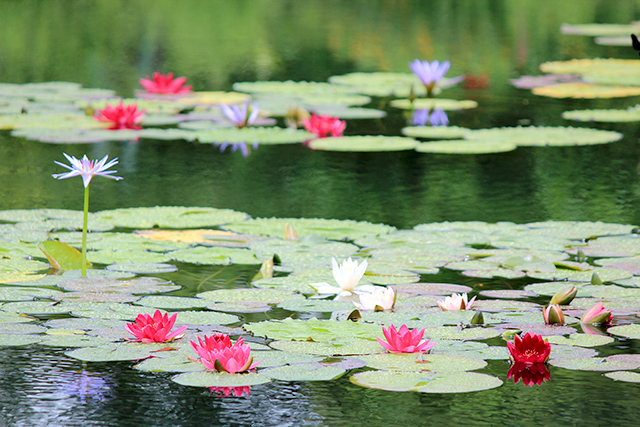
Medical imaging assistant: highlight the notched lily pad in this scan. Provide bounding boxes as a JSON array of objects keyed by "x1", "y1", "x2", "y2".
[
  {"x1": 390, "y1": 99, "x2": 478, "y2": 111},
  {"x1": 350, "y1": 370, "x2": 502, "y2": 393},
  {"x1": 466, "y1": 126, "x2": 622, "y2": 147},
  {"x1": 171, "y1": 370, "x2": 271, "y2": 388},
  {"x1": 544, "y1": 333, "x2": 614, "y2": 347},
  {"x1": 260, "y1": 363, "x2": 345, "y2": 381},
  {"x1": 309, "y1": 136, "x2": 419, "y2": 152},
  {"x1": 416, "y1": 140, "x2": 517, "y2": 154},
  {"x1": 94, "y1": 206, "x2": 249, "y2": 229},
  {"x1": 604, "y1": 371, "x2": 640, "y2": 383}
]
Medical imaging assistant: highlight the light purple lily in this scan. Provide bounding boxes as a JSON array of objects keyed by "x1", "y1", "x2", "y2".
[
  {"x1": 429, "y1": 109, "x2": 449, "y2": 126},
  {"x1": 412, "y1": 109, "x2": 430, "y2": 126},
  {"x1": 52, "y1": 153, "x2": 122, "y2": 188},
  {"x1": 221, "y1": 99, "x2": 259, "y2": 128},
  {"x1": 217, "y1": 142, "x2": 259, "y2": 157}
]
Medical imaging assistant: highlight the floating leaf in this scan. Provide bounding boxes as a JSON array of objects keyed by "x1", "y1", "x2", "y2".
[
  {"x1": 197, "y1": 288, "x2": 303, "y2": 304},
  {"x1": 277, "y1": 299, "x2": 355, "y2": 312},
  {"x1": 106, "y1": 263, "x2": 178, "y2": 274},
  {"x1": 135, "y1": 296, "x2": 208, "y2": 310},
  {"x1": 390, "y1": 99, "x2": 478, "y2": 111},
  {"x1": 402, "y1": 126, "x2": 471, "y2": 140},
  {"x1": 550, "y1": 354, "x2": 640, "y2": 371},
  {"x1": 134, "y1": 353, "x2": 204, "y2": 373},
  {"x1": 544, "y1": 333, "x2": 614, "y2": 347},
  {"x1": 309, "y1": 107, "x2": 386, "y2": 119},
  {"x1": 268, "y1": 339, "x2": 382, "y2": 356},
  {"x1": 65, "y1": 342, "x2": 171, "y2": 362},
  {"x1": 560, "y1": 23, "x2": 640, "y2": 36},
  {"x1": 167, "y1": 247, "x2": 258, "y2": 265},
  {"x1": 466, "y1": 126, "x2": 623, "y2": 147},
  {"x1": 359, "y1": 353, "x2": 486, "y2": 372},
  {"x1": 608, "y1": 324, "x2": 640, "y2": 340},
  {"x1": 309, "y1": 136, "x2": 419, "y2": 152},
  {"x1": 171, "y1": 370, "x2": 271, "y2": 388},
  {"x1": 562, "y1": 107, "x2": 640, "y2": 123},
  {"x1": 540, "y1": 59, "x2": 640, "y2": 75},
  {"x1": 415, "y1": 140, "x2": 517, "y2": 154},
  {"x1": 350, "y1": 370, "x2": 502, "y2": 393},
  {"x1": 87, "y1": 249, "x2": 171, "y2": 265},
  {"x1": 604, "y1": 371, "x2": 640, "y2": 383},
  {"x1": 94, "y1": 206, "x2": 249, "y2": 229},
  {"x1": 0, "y1": 334, "x2": 42, "y2": 346},
  {"x1": 261, "y1": 363, "x2": 345, "y2": 381},
  {"x1": 245, "y1": 317, "x2": 381, "y2": 342},
  {"x1": 532, "y1": 83, "x2": 640, "y2": 99},
  {"x1": 195, "y1": 127, "x2": 314, "y2": 145}
]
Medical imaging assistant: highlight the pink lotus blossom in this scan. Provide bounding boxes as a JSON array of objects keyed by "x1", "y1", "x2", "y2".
[
  {"x1": 580, "y1": 302, "x2": 613, "y2": 324},
  {"x1": 190, "y1": 334, "x2": 261, "y2": 374},
  {"x1": 377, "y1": 324, "x2": 436, "y2": 354},
  {"x1": 139, "y1": 72, "x2": 192, "y2": 94},
  {"x1": 125, "y1": 310, "x2": 187, "y2": 343},
  {"x1": 507, "y1": 332, "x2": 551, "y2": 365},
  {"x1": 94, "y1": 102, "x2": 145, "y2": 130},
  {"x1": 303, "y1": 114, "x2": 346, "y2": 138}
]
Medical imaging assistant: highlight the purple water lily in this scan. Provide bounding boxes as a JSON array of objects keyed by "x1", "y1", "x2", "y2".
[
  {"x1": 52, "y1": 153, "x2": 122, "y2": 188},
  {"x1": 221, "y1": 100, "x2": 259, "y2": 128},
  {"x1": 409, "y1": 59, "x2": 451, "y2": 95}
]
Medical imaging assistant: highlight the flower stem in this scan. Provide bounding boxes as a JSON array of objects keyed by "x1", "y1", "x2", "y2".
[{"x1": 82, "y1": 185, "x2": 89, "y2": 276}]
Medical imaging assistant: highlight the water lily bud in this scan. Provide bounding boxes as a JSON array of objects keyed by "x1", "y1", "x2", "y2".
[
  {"x1": 550, "y1": 286, "x2": 577, "y2": 305},
  {"x1": 470, "y1": 311, "x2": 484, "y2": 325},
  {"x1": 591, "y1": 271, "x2": 603, "y2": 285},
  {"x1": 576, "y1": 249, "x2": 587, "y2": 262},
  {"x1": 284, "y1": 223, "x2": 298, "y2": 240},
  {"x1": 543, "y1": 304, "x2": 565, "y2": 325},
  {"x1": 285, "y1": 103, "x2": 310, "y2": 129},
  {"x1": 260, "y1": 258, "x2": 273, "y2": 279},
  {"x1": 580, "y1": 302, "x2": 613, "y2": 324}
]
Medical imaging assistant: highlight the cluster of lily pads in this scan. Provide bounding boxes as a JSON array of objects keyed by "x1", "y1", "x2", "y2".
[
  {"x1": 0, "y1": 54, "x2": 627, "y2": 155},
  {"x1": 3, "y1": 202, "x2": 640, "y2": 393}
]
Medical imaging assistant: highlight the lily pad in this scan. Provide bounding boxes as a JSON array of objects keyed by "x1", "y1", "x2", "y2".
[
  {"x1": 416, "y1": 140, "x2": 517, "y2": 154},
  {"x1": 94, "y1": 206, "x2": 249, "y2": 229},
  {"x1": 604, "y1": 371, "x2": 640, "y2": 383},
  {"x1": 560, "y1": 23, "x2": 640, "y2": 36},
  {"x1": 277, "y1": 299, "x2": 355, "y2": 312},
  {"x1": 402, "y1": 126, "x2": 470, "y2": 140},
  {"x1": 359, "y1": 353, "x2": 486, "y2": 372},
  {"x1": 465, "y1": 126, "x2": 623, "y2": 147},
  {"x1": 171, "y1": 370, "x2": 271, "y2": 388},
  {"x1": 390, "y1": 99, "x2": 478, "y2": 111},
  {"x1": 268, "y1": 339, "x2": 382, "y2": 356},
  {"x1": 87, "y1": 249, "x2": 171, "y2": 265},
  {"x1": 65, "y1": 342, "x2": 171, "y2": 362},
  {"x1": 544, "y1": 333, "x2": 614, "y2": 347},
  {"x1": 195, "y1": 127, "x2": 314, "y2": 145},
  {"x1": 564, "y1": 107, "x2": 640, "y2": 124},
  {"x1": 106, "y1": 263, "x2": 178, "y2": 274},
  {"x1": 309, "y1": 107, "x2": 386, "y2": 119},
  {"x1": 350, "y1": 370, "x2": 502, "y2": 393},
  {"x1": 167, "y1": 247, "x2": 258, "y2": 265},
  {"x1": 309, "y1": 136, "x2": 419, "y2": 152},
  {"x1": 608, "y1": 324, "x2": 640, "y2": 340},
  {"x1": 550, "y1": 354, "x2": 640, "y2": 371},
  {"x1": 260, "y1": 363, "x2": 345, "y2": 381},
  {"x1": 245, "y1": 317, "x2": 381, "y2": 342},
  {"x1": 0, "y1": 334, "x2": 42, "y2": 346},
  {"x1": 197, "y1": 288, "x2": 303, "y2": 304},
  {"x1": 532, "y1": 83, "x2": 640, "y2": 99},
  {"x1": 134, "y1": 296, "x2": 208, "y2": 310},
  {"x1": 540, "y1": 58, "x2": 640, "y2": 75}
]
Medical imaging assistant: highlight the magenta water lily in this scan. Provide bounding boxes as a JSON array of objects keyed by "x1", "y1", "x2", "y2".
[{"x1": 52, "y1": 153, "x2": 123, "y2": 276}]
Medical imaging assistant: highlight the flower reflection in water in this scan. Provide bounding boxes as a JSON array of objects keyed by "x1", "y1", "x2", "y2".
[
  {"x1": 507, "y1": 362, "x2": 550, "y2": 386},
  {"x1": 217, "y1": 142, "x2": 259, "y2": 157},
  {"x1": 208, "y1": 386, "x2": 252, "y2": 397},
  {"x1": 59, "y1": 369, "x2": 112, "y2": 403}
]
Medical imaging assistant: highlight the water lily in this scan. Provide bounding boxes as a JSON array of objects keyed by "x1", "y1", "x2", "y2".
[
  {"x1": 94, "y1": 102, "x2": 145, "y2": 130},
  {"x1": 190, "y1": 334, "x2": 261, "y2": 374},
  {"x1": 550, "y1": 286, "x2": 577, "y2": 305},
  {"x1": 354, "y1": 287, "x2": 396, "y2": 311},
  {"x1": 409, "y1": 59, "x2": 451, "y2": 95},
  {"x1": 437, "y1": 292, "x2": 476, "y2": 311},
  {"x1": 221, "y1": 99, "x2": 259, "y2": 128},
  {"x1": 125, "y1": 310, "x2": 187, "y2": 343},
  {"x1": 507, "y1": 332, "x2": 551, "y2": 365},
  {"x1": 580, "y1": 302, "x2": 613, "y2": 324},
  {"x1": 507, "y1": 362, "x2": 550, "y2": 386},
  {"x1": 303, "y1": 114, "x2": 346, "y2": 138},
  {"x1": 543, "y1": 304, "x2": 565, "y2": 325},
  {"x1": 309, "y1": 257, "x2": 372, "y2": 297},
  {"x1": 52, "y1": 153, "x2": 122, "y2": 276},
  {"x1": 377, "y1": 324, "x2": 436, "y2": 354},
  {"x1": 209, "y1": 386, "x2": 251, "y2": 397},
  {"x1": 139, "y1": 72, "x2": 192, "y2": 94}
]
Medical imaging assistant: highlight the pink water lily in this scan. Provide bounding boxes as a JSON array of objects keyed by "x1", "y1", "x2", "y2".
[
  {"x1": 190, "y1": 334, "x2": 261, "y2": 374},
  {"x1": 94, "y1": 102, "x2": 145, "y2": 130},
  {"x1": 139, "y1": 72, "x2": 192, "y2": 94},
  {"x1": 543, "y1": 304, "x2": 565, "y2": 325},
  {"x1": 125, "y1": 310, "x2": 187, "y2": 343},
  {"x1": 377, "y1": 324, "x2": 436, "y2": 354},
  {"x1": 580, "y1": 302, "x2": 613, "y2": 324},
  {"x1": 303, "y1": 114, "x2": 346, "y2": 138},
  {"x1": 437, "y1": 292, "x2": 476, "y2": 311},
  {"x1": 507, "y1": 332, "x2": 551, "y2": 365}
]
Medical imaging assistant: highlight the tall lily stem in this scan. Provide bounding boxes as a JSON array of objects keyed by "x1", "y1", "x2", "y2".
[{"x1": 82, "y1": 185, "x2": 89, "y2": 276}]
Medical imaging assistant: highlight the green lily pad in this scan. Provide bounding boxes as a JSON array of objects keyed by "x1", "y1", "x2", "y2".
[
  {"x1": 171, "y1": 370, "x2": 271, "y2": 388},
  {"x1": 135, "y1": 296, "x2": 208, "y2": 310},
  {"x1": 87, "y1": 249, "x2": 171, "y2": 265},
  {"x1": 167, "y1": 247, "x2": 258, "y2": 265},
  {"x1": 0, "y1": 286, "x2": 63, "y2": 301},
  {"x1": 0, "y1": 323, "x2": 46, "y2": 334},
  {"x1": 465, "y1": 126, "x2": 623, "y2": 147},
  {"x1": 233, "y1": 80, "x2": 356, "y2": 95},
  {"x1": 540, "y1": 58, "x2": 640, "y2": 75},
  {"x1": 416, "y1": 140, "x2": 517, "y2": 154},
  {"x1": 254, "y1": 350, "x2": 325, "y2": 367},
  {"x1": 391, "y1": 283, "x2": 472, "y2": 296},
  {"x1": 550, "y1": 354, "x2": 640, "y2": 371},
  {"x1": 260, "y1": 363, "x2": 345, "y2": 381},
  {"x1": 56, "y1": 276, "x2": 180, "y2": 294},
  {"x1": 206, "y1": 302, "x2": 272, "y2": 314},
  {"x1": 527, "y1": 267, "x2": 631, "y2": 282},
  {"x1": 38, "y1": 334, "x2": 114, "y2": 348},
  {"x1": 245, "y1": 317, "x2": 381, "y2": 342},
  {"x1": 309, "y1": 107, "x2": 386, "y2": 119},
  {"x1": 195, "y1": 127, "x2": 314, "y2": 145},
  {"x1": 277, "y1": 299, "x2": 355, "y2": 313},
  {"x1": 268, "y1": 339, "x2": 382, "y2": 356},
  {"x1": 544, "y1": 333, "x2": 614, "y2": 347},
  {"x1": 105, "y1": 263, "x2": 178, "y2": 274},
  {"x1": 309, "y1": 136, "x2": 419, "y2": 152},
  {"x1": 174, "y1": 311, "x2": 240, "y2": 326},
  {"x1": 562, "y1": 107, "x2": 640, "y2": 123},
  {"x1": 409, "y1": 326, "x2": 500, "y2": 341},
  {"x1": 532, "y1": 83, "x2": 640, "y2": 99},
  {"x1": 390, "y1": 99, "x2": 478, "y2": 111},
  {"x1": 94, "y1": 206, "x2": 249, "y2": 229},
  {"x1": 608, "y1": 324, "x2": 640, "y2": 340},
  {"x1": 197, "y1": 288, "x2": 304, "y2": 305},
  {"x1": 134, "y1": 353, "x2": 205, "y2": 373},
  {"x1": 604, "y1": 371, "x2": 640, "y2": 383},
  {"x1": 0, "y1": 334, "x2": 42, "y2": 346},
  {"x1": 402, "y1": 126, "x2": 470, "y2": 139},
  {"x1": 37, "y1": 240, "x2": 91, "y2": 270},
  {"x1": 65, "y1": 342, "x2": 172, "y2": 362},
  {"x1": 225, "y1": 217, "x2": 394, "y2": 240},
  {"x1": 561, "y1": 23, "x2": 640, "y2": 36},
  {"x1": 0, "y1": 301, "x2": 72, "y2": 316},
  {"x1": 359, "y1": 353, "x2": 486, "y2": 372},
  {"x1": 350, "y1": 370, "x2": 502, "y2": 393}
]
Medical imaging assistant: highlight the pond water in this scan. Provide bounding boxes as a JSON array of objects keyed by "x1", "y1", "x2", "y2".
[{"x1": 2, "y1": 1, "x2": 640, "y2": 426}]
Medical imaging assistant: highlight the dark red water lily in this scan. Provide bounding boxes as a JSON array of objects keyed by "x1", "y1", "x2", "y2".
[
  {"x1": 139, "y1": 72, "x2": 192, "y2": 94},
  {"x1": 507, "y1": 362, "x2": 550, "y2": 386},
  {"x1": 94, "y1": 102, "x2": 145, "y2": 130},
  {"x1": 507, "y1": 332, "x2": 551, "y2": 364}
]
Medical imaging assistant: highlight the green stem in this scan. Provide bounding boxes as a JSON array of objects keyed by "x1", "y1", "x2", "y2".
[{"x1": 82, "y1": 185, "x2": 89, "y2": 276}]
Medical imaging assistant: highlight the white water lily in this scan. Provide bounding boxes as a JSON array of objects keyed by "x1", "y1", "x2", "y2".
[
  {"x1": 309, "y1": 257, "x2": 371, "y2": 297},
  {"x1": 354, "y1": 287, "x2": 396, "y2": 311},
  {"x1": 437, "y1": 293, "x2": 476, "y2": 311}
]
